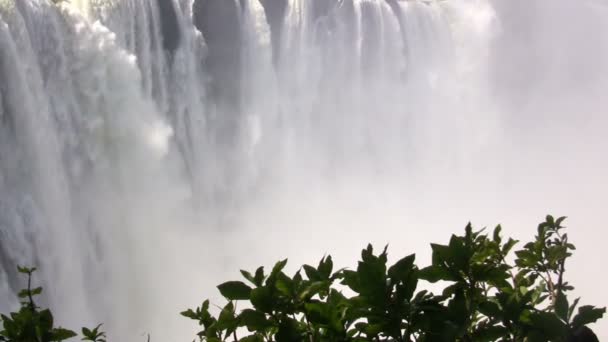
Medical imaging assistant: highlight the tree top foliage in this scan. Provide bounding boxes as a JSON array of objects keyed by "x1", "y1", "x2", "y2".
[
  {"x1": 0, "y1": 215, "x2": 604, "y2": 341},
  {"x1": 182, "y1": 216, "x2": 605, "y2": 342}
]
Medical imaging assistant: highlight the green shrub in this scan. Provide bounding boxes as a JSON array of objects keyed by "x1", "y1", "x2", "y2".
[
  {"x1": 182, "y1": 216, "x2": 605, "y2": 341},
  {"x1": 0, "y1": 267, "x2": 104, "y2": 342},
  {"x1": 1, "y1": 215, "x2": 604, "y2": 341}
]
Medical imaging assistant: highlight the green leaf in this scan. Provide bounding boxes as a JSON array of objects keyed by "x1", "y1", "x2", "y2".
[
  {"x1": 275, "y1": 272, "x2": 294, "y2": 296},
  {"x1": 217, "y1": 281, "x2": 252, "y2": 300},
  {"x1": 555, "y1": 292, "x2": 569, "y2": 321},
  {"x1": 479, "y1": 300, "x2": 502, "y2": 318},
  {"x1": 303, "y1": 265, "x2": 319, "y2": 281},
  {"x1": 241, "y1": 270, "x2": 256, "y2": 285},
  {"x1": 472, "y1": 264, "x2": 509, "y2": 283},
  {"x1": 17, "y1": 266, "x2": 36, "y2": 274},
  {"x1": 448, "y1": 234, "x2": 471, "y2": 271},
  {"x1": 39, "y1": 309, "x2": 54, "y2": 331},
  {"x1": 250, "y1": 287, "x2": 274, "y2": 313},
  {"x1": 292, "y1": 270, "x2": 303, "y2": 285},
  {"x1": 275, "y1": 317, "x2": 301, "y2": 342},
  {"x1": 529, "y1": 311, "x2": 567, "y2": 338},
  {"x1": 216, "y1": 302, "x2": 237, "y2": 333},
  {"x1": 502, "y1": 238, "x2": 518, "y2": 255},
  {"x1": 304, "y1": 302, "x2": 330, "y2": 325},
  {"x1": 388, "y1": 254, "x2": 416, "y2": 281},
  {"x1": 418, "y1": 265, "x2": 456, "y2": 283},
  {"x1": 271, "y1": 259, "x2": 288, "y2": 277},
  {"x1": 515, "y1": 250, "x2": 539, "y2": 268},
  {"x1": 546, "y1": 215, "x2": 555, "y2": 227},
  {"x1": 254, "y1": 267, "x2": 265, "y2": 287},
  {"x1": 180, "y1": 309, "x2": 196, "y2": 320},
  {"x1": 299, "y1": 281, "x2": 329, "y2": 301},
  {"x1": 341, "y1": 270, "x2": 360, "y2": 293},
  {"x1": 448, "y1": 288, "x2": 468, "y2": 325},
  {"x1": 473, "y1": 325, "x2": 509, "y2": 341},
  {"x1": 364, "y1": 324, "x2": 383, "y2": 337},
  {"x1": 238, "y1": 309, "x2": 269, "y2": 331},
  {"x1": 239, "y1": 334, "x2": 264, "y2": 342},
  {"x1": 50, "y1": 327, "x2": 77, "y2": 341},
  {"x1": 317, "y1": 255, "x2": 333, "y2": 279},
  {"x1": 568, "y1": 297, "x2": 581, "y2": 322},
  {"x1": 493, "y1": 225, "x2": 502, "y2": 243},
  {"x1": 355, "y1": 252, "x2": 387, "y2": 298},
  {"x1": 82, "y1": 324, "x2": 105, "y2": 342},
  {"x1": 571, "y1": 306, "x2": 606, "y2": 329}
]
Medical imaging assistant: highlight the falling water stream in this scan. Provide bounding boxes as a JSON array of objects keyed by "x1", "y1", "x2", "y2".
[{"x1": 0, "y1": 0, "x2": 607, "y2": 339}]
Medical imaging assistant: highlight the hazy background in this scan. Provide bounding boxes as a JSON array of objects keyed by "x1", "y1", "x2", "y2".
[{"x1": 0, "y1": 0, "x2": 606, "y2": 340}]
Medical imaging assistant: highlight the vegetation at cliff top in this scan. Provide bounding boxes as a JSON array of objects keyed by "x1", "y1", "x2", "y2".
[{"x1": 1, "y1": 216, "x2": 605, "y2": 341}]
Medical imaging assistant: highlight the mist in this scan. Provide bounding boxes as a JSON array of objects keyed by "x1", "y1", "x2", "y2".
[{"x1": 0, "y1": 0, "x2": 606, "y2": 340}]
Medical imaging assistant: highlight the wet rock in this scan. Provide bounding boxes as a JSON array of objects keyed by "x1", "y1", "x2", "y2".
[
  {"x1": 193, "y1": 0, "x2": 242, "y2": 145},
  {"x1": 258, "y1": 0, "x2": 287, "y2": 66},
  {"x1": 156, "y1": 0, "x2": 181, "y2": 54}
]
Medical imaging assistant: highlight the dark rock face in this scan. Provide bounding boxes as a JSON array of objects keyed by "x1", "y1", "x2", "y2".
[
  {"x1": 258, "y1": 0, "x2": 340, "y2": 66},
  {"x1": 360, "y1": 1, "x2": 383, "y2": 78},
  {"x1": 258, "y1": 0, "x2": 287, "y2": 66},
  {"x1": 310, "y1": 0, "x2": 337, "y2": 22},
  {"x1": 156, "y1": 0, "x2": 181, "y2": 55},
  {"x1": 193, "y1": 0, "x2": 242, "y2": 146}
]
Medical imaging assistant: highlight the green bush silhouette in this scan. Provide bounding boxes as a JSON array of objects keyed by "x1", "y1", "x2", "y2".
[
  {"x1": 182, "y1": 216, "x2": 605, "y2": 341},
  {"x1": 0, "y1": 267, "x2": 104, "y2": 342},
  {"x1": 1, "y1": 216, "x2": 604, "y2": 341}
]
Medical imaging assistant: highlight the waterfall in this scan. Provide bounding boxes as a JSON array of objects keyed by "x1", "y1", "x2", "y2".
[{"x1": 1, "y1": 0, "x2": 607, "y2": 339}]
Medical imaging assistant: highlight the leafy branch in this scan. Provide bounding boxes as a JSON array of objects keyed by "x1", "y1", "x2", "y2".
[
  {"x1": 0, "y1": 268, "x2": 104, "y2": 342},
  {"x1": 182, "y1": 216, "x2": 605, "y2": 342}
]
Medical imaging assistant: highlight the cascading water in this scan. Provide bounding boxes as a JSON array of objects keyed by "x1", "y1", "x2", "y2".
[{"x1": 1, "y1": 0, "x2": 607, "y2": 339}]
